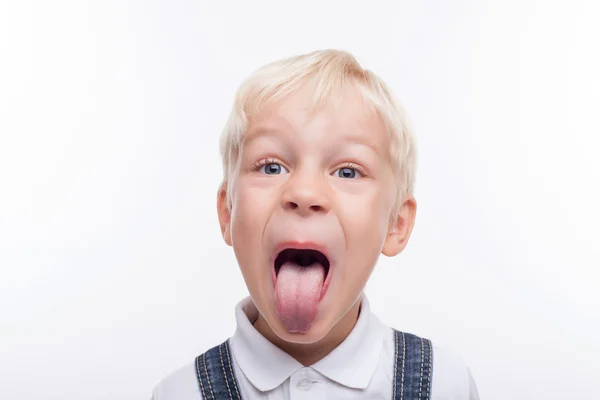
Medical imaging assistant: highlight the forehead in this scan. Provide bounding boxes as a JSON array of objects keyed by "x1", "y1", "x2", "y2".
[
  {"x1": 246, "y1": 84, "x2": 390, "y2": 149},
  {"x1": 244, "y1": 85, "x2": 390, "y2": 155}
]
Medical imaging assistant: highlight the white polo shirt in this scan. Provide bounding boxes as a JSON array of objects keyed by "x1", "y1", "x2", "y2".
[{"x1": 152, "y1": 295, "x2": 479, "y2": 399}]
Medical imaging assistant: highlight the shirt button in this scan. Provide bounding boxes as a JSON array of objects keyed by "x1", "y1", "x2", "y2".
[{"x1": 297, "y1": 378, "x2": 313, "y2": 391}]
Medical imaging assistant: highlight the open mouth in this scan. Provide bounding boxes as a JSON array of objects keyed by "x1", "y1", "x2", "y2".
[
  {"x1": 274, "y1": 248, "x2": 331, "y2": 278},
  {"x1": 272, "y1": 246, "x2": 333, "y2": 331}
]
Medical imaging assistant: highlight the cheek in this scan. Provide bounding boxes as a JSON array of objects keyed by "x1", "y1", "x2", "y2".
[
  {"x1": 344, "y1": 181, "x2": 394, "y2": 221},
  {"x1": 229, "y1": 189, "x2": 264, "y2": 285},
  {"x1": 229, "y1": 180, "x2": 274, "y2": 255},
  {"x1": 230, "y1": 188, "x2": 258, "y2": 243},
  {"x1": 339, "y1": 183, "x2": 394, "y2": 247}
]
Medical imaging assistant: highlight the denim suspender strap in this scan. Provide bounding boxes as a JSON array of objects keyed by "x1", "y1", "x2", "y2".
[
  {"x1": 194, "y1": 340, "x2": 243, "y2": 400},
  {"x1": 393, "y1": 329, "x2": 434, "y2": 400}
]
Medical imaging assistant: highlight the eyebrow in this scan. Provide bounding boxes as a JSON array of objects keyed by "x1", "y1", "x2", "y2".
[
  {"x1": 243, "y1": 126, "x2": 286, "y2": 145},
  {"x1": 339, "y1": 132, "x2": 383, "y2": 155}
]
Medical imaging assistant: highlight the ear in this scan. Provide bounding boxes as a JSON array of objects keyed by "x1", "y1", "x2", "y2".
[
  {"x1": 382, "y1": 196, "x2": 417, "y2": 257},
  {"x1": 217, "y1": 186, "x2": 232, "y2": 246}
]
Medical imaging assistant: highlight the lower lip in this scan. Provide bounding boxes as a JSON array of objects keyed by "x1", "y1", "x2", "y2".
[{"x1": 271, "y1": 262, "x2": 333, "y2": 301}]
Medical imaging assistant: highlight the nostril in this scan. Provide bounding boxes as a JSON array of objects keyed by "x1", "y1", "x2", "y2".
[
  {"x1": 282, "y1": 198, "x2": 329, "y2": 213},
  {"x1": 286, "y1": 201, "x2": 299, "y2": 210}
]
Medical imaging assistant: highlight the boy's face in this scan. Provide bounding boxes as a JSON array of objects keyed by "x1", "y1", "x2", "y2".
[{"x1": 218, "y1": 84, "x2": 416, "y2": 344}]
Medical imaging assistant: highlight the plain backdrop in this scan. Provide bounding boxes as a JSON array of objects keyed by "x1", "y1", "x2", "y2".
[{"x1": 1, "y1": 1, "x2": 599, "y2": 399}]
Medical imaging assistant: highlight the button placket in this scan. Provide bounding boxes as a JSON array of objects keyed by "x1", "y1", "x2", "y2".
[
  {"x1": 290, "y1": 368, "x2": 322, "y2": 399},
  {"x1": 297, "y1": 378, "x2": 313, "y2": 391}
]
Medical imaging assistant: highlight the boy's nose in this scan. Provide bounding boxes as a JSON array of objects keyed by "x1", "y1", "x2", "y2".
[{"x1": 281, "y1": 176, "x2": 331, "y2": 216}]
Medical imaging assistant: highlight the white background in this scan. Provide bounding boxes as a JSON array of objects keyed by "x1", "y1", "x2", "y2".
[{"x1": 1, "y1": 1, "x2": 599, "y2": 399}]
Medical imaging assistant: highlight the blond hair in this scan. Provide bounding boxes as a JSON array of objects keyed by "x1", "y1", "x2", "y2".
[{"x1": 219, "y1": 49, "x2": 416, "y2": 220}]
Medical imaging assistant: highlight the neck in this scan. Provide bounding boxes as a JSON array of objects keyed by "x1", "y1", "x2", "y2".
[{"x1": 253, "y1": 297, "x2": 362, "y2": 366}]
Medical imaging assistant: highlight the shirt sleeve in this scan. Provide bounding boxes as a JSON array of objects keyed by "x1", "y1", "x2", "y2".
[
  {"x1": 466, "y1": 366, "x2": 480, "y2": 400},
  {"x1": 431, "y1": 345, "x2": 480, "y2": 400},
  {"x1": 150, "y1": 362, "x2": 203, "y2": 400}
]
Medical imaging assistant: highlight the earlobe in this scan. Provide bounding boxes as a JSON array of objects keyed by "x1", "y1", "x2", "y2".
[
  {"x1": 382, "y1": 196, "x2": 417, "y2": 257},
  {"x1": 217, "y1": 186, "x2": 232, "y2": 246}
]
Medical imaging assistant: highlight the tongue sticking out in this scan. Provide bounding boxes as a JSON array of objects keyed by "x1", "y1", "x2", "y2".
[{"x1": 275, "y1": 261, "x2": 325, "y2": 333}]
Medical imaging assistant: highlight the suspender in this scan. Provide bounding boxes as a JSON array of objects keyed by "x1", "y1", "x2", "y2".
[
  {"x1": 194, "y1": 329, "x2": 433, "y2": 400},
  {"x1": 195, "y1": 340, "x2": 242, "y2": 400},
  {"x1": 392, "y1": 329, "x2": 434, "y2": 400}
]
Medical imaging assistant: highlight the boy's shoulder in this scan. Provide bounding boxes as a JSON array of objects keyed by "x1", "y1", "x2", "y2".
[
  {"x1": 151, "y1": 361, "x2": 199, "y2": 400},
  {"x1": 428, "y1": 344, "x2": 479, "y2": 399}
]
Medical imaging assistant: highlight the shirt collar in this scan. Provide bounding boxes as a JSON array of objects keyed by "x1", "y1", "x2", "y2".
[{"x1": 229, "y1": 294, "x2": 384, "y2": 392}]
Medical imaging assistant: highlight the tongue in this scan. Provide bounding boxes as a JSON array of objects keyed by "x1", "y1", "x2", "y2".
[{"x1": 275, "y1": 261, "x2": 325, "y2": 333}]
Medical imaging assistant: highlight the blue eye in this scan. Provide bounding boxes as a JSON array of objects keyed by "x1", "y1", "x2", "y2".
[
  {"x1": 335, "y1": 167, "x2": 358, "y2": 179},
  {"x1": 260, "y1": 163, "x2": 288, "y2": 175}
]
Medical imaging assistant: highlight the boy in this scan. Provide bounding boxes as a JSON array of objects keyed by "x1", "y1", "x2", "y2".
[{"x1": 152, "y1": 49, "x2": 479, "y2": 400}]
